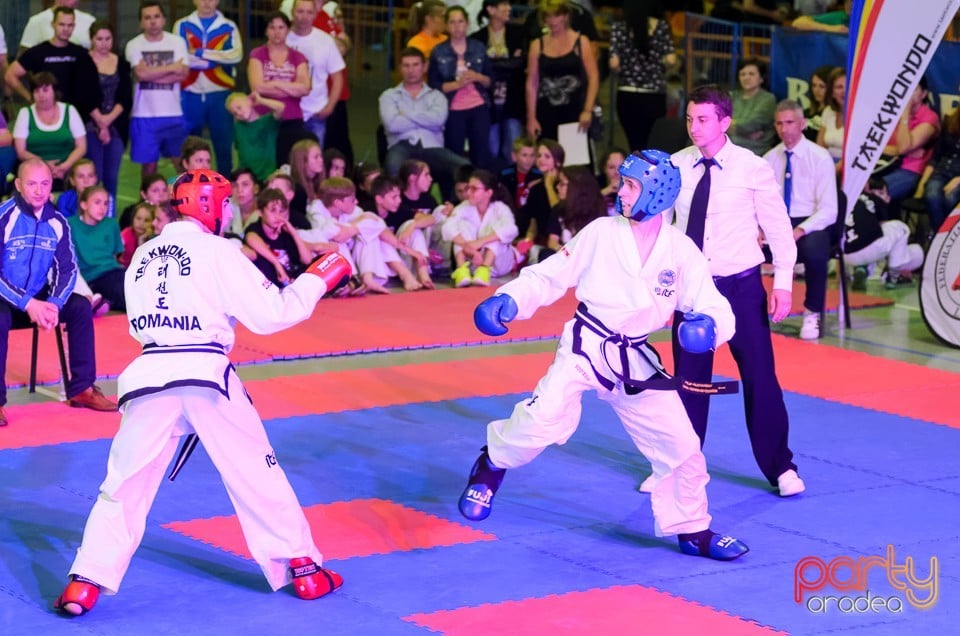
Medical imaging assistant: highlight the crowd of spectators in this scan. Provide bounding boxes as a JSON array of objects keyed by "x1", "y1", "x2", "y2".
[{"x1": 0, "y1": 0, "x2": 958, "y2": 421}]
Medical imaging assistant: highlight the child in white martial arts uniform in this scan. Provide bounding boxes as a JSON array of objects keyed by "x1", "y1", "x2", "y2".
[
  {"x1": 443, "y1": 169, "x2": 520, "y2": 287},
  {"x1": 322, "y1": 177, "x2": 427, "y2": 293},
  {"x1": 459, "y1": 150, "x2": 750, "y2": 561},
  {"x1": 56, "y1": 170, "x2": 352, "y2": 616}
]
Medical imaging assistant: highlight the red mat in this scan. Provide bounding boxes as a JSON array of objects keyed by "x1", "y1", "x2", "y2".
[
  {"x1": 7, "y1": 279, "x2": 891, "y2": 388},
  {"x1": 4, "y1": 337, "x2": 958, "y2": 450},
  {"x1": 163, "y1": 499, "x2": 496, "y2": 561},
  {"x1": 403, "y1": 585, "x2": 785, "y2": 635}
]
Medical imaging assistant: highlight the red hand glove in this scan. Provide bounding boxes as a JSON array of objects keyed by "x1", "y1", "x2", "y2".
[{"x1": 305, "y1": 252, "x2": 351, "y2": 294}]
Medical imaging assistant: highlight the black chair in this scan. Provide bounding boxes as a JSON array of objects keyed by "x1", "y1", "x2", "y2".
[
  {"x1": 28, "y1": 324, "x2": 69, "y2": 393},
  {"x1": 825, "y1": 189, "x2": 851, "y2": 330}
]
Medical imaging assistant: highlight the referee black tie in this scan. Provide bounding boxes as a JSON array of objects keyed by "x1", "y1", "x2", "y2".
[{"x1": 686, "y1": 158, "x2": 715, "y2": 250}]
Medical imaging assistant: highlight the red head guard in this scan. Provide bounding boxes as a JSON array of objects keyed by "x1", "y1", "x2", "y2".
[{"x1": 171, "y1": 169, "x2": 232, "y2": 234}]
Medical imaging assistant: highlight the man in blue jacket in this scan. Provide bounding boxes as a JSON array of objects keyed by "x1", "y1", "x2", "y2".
[{"x1": 0, "y1": 159, "x2": 117, "y2": 426}]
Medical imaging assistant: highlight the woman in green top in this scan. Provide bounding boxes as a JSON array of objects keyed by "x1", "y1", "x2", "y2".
[
  {"x1": 12, "y1": 72, "x2": 87, "y2": 188},
  {"x1": 729, "y1": 58, "x2": 777, "y2": 157}
]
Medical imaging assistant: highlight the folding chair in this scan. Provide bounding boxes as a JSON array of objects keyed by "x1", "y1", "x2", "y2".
[{"x1": 29, "y1": 324, "x2": 70, "y2": 393}]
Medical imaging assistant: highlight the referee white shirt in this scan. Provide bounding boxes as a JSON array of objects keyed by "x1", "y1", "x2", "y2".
[
  {"x1": 763, "y1": 136, "x2": 838, "y2": 236},
  {"x1": 672, "y1": 136, "x2": 797, "y2": 292}
]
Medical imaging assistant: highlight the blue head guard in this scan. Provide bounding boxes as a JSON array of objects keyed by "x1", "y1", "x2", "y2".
[{"x1": 615, "y1": 149, "x2": 682, "y2": 222}]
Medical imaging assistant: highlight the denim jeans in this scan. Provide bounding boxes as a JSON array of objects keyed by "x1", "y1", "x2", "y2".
[
  {"x1": 882, "y1": 168, "x2": 921, "y2": 204},
  {"x1": 84, "y1": 122, "x2": 125, "y2": 199},
  {"x1": 922, "y1": 170, "x2": 960, "y2": 230},
  {"x1": 182, "y1": 91, "x2": 234, "y2": 176},
  {"x1": 488, "y1": 117, "x2": 522, "y2": 171}
]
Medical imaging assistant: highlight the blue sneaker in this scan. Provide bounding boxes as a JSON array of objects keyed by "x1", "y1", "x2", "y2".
[
  {"x1": 678, "y1": 530, "x2": 749, "y2": 561},
  {"x1": 458, "y1": 446, "x2": 506, "y2": 521}
]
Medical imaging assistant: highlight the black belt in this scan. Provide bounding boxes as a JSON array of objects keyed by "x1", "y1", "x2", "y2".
[
  {"x1": 142, "y1": 342, "x2": 226, "y2": 355},
  {"x1": 572, "y1": 303, "x2": 739, "y2": 396},
  {"x1": 713, "y1": 265, "x2": 760, "y2": 284}
]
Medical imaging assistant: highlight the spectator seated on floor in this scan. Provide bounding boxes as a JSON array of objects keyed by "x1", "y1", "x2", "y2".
[
  {"x1": 844, "y1": 178, "x2": 924, "y2": 291},
  {"x1": 67, "y1": 184, "x2": 126, "y2": 312},
  {"x1": 444, "y1": 169, "x2": 519, "y2": 288},
  {"x1": 317, "y1": 176, "x2": 425, "y2": 293},
  {"x1": 120, "y1": 172, "x2": 170, "y2": 230},
  {"x1": 369, "y1": 175, "x2": 435, "y2": 290},
  {"x1": 499, "y1": 136, "x2": 541, "y2": 213},
  {"x1": 56, "y1": 159, "x2": 116, "y2": 219},
  {"x1": 244, "y1": 188, "x2": 314, "y2": 287},
  {"x1": 120, "y1": 202, "x2": 155, "y2": 269}
]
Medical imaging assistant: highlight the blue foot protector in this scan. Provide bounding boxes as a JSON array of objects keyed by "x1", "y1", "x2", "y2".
[
  {"x1": 678, "y1": 529, "x2": 749, "y2": 561},
  {"x1": 458, "y1": 446, "x2": 507, "y2": 521}
]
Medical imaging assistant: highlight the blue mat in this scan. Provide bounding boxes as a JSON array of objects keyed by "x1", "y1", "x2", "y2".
[{"x1": 0, "y1": 390, "x2": 956, "y2": 635}]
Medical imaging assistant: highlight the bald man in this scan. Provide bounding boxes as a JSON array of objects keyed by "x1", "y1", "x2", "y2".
[{"x1": 0, "y1": 159, "x2": 116, "y2": 426}]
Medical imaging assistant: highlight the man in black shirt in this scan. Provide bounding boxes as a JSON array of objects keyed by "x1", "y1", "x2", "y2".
[{"x1": 4, "y1": 6, "x2": 101, "y2": 122}]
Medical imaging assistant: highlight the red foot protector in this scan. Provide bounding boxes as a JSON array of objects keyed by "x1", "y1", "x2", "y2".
[
  {"x1": 163, "y1": 499, "x2": 497, "y2": 560},
  {"x1": 54, "y1": 576, "x2": 101, "y2": 616},
  {"x1": 403, "y1": 585, "x2": 785, "y2": 635},
  {"x1": 289, "y1": 557, "x2": 343, "y2": 600}
]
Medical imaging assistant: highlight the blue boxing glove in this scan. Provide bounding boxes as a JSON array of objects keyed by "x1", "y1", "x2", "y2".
[
  {"x1": 474, "y1": 294, "x2": 519, "y2": 336},
  {"x1": 678, "y1": 312, "x2": 717, "y2": 354}
]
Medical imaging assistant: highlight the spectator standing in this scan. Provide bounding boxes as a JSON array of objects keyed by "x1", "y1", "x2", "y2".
[
  {"x1": 522, "y1": 0, "x2": 599, "y2": 45},
  {"x1": 125, "y1": 1, "x2": 189, "y2": 180},
  {"x1": 379, "y1": 47, "x2": 471, "y2": 201},
  {"x1": 174, "y1": 0, "x2": 243, "y2": 177},
  {"x1": 0, "y1": 112, "x2": 14, "y2": 192},
  {"x1": 0, "y1": 23, "x2": 7, "y2": 94},
  {"x1": 429, "y1": 6, "x2": 493, "y2": 170},
  {"x1": 407, "y1": 0, "x2": 449, "y2": 58},
  {"x1": 247, "y1": 12, "x2": 312, "y2": 169},
  {"x1": 0, "y1": 159, "x2": 117, "y2": 427},
  {"x1": 763, "y1": 99, "x2": 837, "y2": 340},
  {"x1": 525, "y1": 0, "x2": 599, "y2": 142},
  {"x1": 286, "y1": 0, "x2": 345, "y2": 151},
  {"x1": 471, "y1": 0, "x2": 527, "y2": 169},
  {"x1": 670, "y1": 85, "x2": 804, "y2": 497},
  {"x1": 19, "y1": 0, "x2": 96, "y2": 50},
  {"x1": 87, "y1": 21, "x2": 132, "y2": 200},
  {"x1": 609, "y1": 0, "x2": 678, "y2": 151},
  {"x1": 6, "y1": 7, "x2": 102, "y2": 124},
  {"x1": 314, "y1": 1, "x2": 355, "y2": 164}
]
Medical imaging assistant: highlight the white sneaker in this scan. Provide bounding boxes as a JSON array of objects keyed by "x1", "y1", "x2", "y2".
[
  {"x1": 800, "y1": 311, "x2": 820, "y2": 340},
  {"x1": 777, "y1": 469, "x2": 806, "y2": 497},
  {"x1": 637, "y1": 474, "x2": 656, "y2": 493}
]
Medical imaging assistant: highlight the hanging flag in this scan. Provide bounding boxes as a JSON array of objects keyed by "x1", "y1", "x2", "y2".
[{"x1": 840, "y1": 0, "x2": 960, "y2": 211}]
